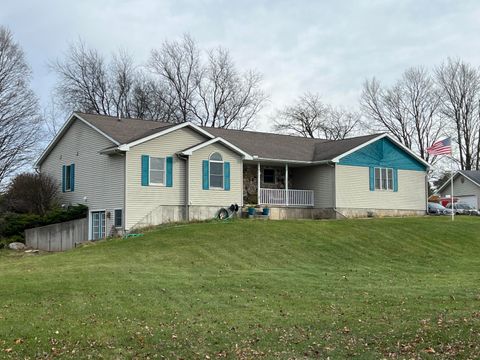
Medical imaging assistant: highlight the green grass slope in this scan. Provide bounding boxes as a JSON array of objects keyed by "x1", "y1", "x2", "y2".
[{"x1": 1, "y1": 217, "x2": 480, "y2": 358}]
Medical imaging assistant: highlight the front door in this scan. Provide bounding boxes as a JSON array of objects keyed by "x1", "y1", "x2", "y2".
[{"x1": 91, "y1": 211, "x2": 106, "y2": 240}]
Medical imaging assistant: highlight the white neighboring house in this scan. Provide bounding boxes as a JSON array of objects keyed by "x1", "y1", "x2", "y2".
[
  {"x1": 36, "y1": 112, "x2": 430, "y2": 240},
  {"x1": 437, "y1": 170, "x2": 480, "y2": 209}
]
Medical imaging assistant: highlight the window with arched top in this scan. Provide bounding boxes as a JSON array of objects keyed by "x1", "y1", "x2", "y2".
[{"x1": 209, "y1": 152, "x2": 224, "y2": 188}]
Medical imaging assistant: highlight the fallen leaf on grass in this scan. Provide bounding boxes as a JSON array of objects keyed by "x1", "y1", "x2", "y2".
[
  {"x1": 424, "y1": 347, "x2": 436, "y2": 354},
  {"x1": 4, "y1": 348, "x2": 12, "y2": 353},
  {"x1": 14, "y1": 339, "x2": 23, "y2": 345}
]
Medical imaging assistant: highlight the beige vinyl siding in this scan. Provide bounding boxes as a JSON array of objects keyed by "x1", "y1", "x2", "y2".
[
  {"x1": 125, "y1": 127, "x2": 207, "y2": 229},
  {"x1": 189, "y1": 143, "x2": 243, "y2": 206},
  {"x1": 335, "y1": 164, "x2": 426, "y2": 210},
  {"x1": 439, "y1": 175, "x2": 480, "y2": 209},
  {"x1": 291, "y1": 165, "x2": 335, "y2": 208},
  {"x1": 39, "y1": 118, "x2": 125, "y2": 234}
]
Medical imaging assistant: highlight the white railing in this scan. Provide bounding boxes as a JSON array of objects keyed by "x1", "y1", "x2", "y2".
[{"x1": 259, "y1": 188, "x2": 314, "y2": 207}]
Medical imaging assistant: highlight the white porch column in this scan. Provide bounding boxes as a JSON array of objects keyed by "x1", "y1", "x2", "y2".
[
  {"x1": 257, "y1": 162, "x2": 261, "y2": 204},
  {"x1": 285, "y1": 163, "x2": 289, "y2": 206}
]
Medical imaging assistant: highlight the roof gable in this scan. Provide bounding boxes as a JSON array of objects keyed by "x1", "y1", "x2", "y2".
[
  {"x1": 180, "y1": 138, "x2": 253, "y2": 159},
  {"x1": 35, "y1": 113, "x2": 119, "y2": 168},
  {"x1": 437, "y1": 170, "x2": 480, "y2": 192},
  {"x1": 338, "y1": 136, "x2": 428, "y2": 171}
]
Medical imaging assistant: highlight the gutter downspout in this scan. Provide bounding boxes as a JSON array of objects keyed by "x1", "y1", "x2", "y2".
[{"x1": 178, "y1": 154, "x2": 190, "y2": 221}]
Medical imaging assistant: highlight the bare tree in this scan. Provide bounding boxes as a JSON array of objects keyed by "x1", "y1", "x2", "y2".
[
  {"x1": 51, "y1": 40, "x2": 112, "y2": 115},
  {"x1": 42, "y1": 99, "x2": 65, "y2": 140},
  {"x1": 273, "y1": 93, "x2": 360, "y2": 140},
  {"x1": 192, "y1": 48, "x2": 266, "y2": 129},
  {"x1": 435, "y1": 59, "x2": 480, "y2": 170},
  {"x1": 149, "y1": 34, "x2": 200, "y2": 123},
  {"x1": 0, "y1": 26, "x2": 41, "y2": 188},
  {"x1": 51, "y1": 40, "x2": 178, "y2": 123},
  {"x1": 361, "y1": 67, "x2": 442, "y2": 162},
  {"x1": 149, "y1": 36, "x2": 267, "y2": 129},
  {"x1": 324, "y1": 107, "x2": 362, "y2": 140}
]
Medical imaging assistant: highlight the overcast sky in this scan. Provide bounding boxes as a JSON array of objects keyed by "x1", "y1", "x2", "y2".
[{"x1": 2, "y1": 0, "x2": 480, "y2": 131}]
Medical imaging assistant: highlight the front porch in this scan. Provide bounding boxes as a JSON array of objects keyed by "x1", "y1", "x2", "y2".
[{"x1": 243, "y1": 163, "x2": 315, "y2": 207}]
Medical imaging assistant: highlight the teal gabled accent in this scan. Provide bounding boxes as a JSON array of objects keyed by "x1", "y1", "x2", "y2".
[{"x1": 338, "y1": 137, "x2": 427, "y2": 171}]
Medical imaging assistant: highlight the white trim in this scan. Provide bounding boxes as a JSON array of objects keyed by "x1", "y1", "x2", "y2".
[
  {"x1": 35, "y1": 112, "x2": 120, "y2": 168},
  {"x1": 124, "y1": 122, "x2": 215, "y2": 149},
  {"x1": 437, "y1": 171, "x2": 480, "y2": 193},
  {"x1": 332, "y1": 133, "x2": 431, "y2": 169},
  {"x1": 285, "y1": 163, "x2": 289, "y2": 206},
  {"x1": 257, "y1": 163, "x2": 261, "y2": 204},
  {"x1": 149, "y1": 156, "x2": 166, "y2": 186},
  {"x1": 180, "y1": 137, "x2": 253, "y2": 160}
]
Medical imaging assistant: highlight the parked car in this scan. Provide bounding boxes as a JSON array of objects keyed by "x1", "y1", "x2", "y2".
[
  {"x1": 445, "y1": 202, "x2": 480, "y2": 216},
  {"x1": 427, "y1": 202, "x2": 453, "y2": 215}
]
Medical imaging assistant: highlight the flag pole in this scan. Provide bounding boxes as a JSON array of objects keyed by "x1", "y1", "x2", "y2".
[{"x1": 450, "y1": 154, "x2": 454, "y2": 222}]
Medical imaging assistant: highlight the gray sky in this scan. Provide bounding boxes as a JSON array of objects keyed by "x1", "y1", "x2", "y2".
[{"x1": 2, "y1": 0, "x2": 480, "y2": 131}]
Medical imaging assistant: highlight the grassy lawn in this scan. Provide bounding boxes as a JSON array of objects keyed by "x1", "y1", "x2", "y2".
[{"x1": 1, "y1": 217, "x2": 480, "y2": 359}]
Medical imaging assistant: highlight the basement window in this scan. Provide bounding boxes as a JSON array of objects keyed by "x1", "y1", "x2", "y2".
[{"x1": 114, "y1": 209, "x2": 123, "y2": 228}]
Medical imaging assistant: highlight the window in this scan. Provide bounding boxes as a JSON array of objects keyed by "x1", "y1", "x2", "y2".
[
  {"x1": 374, "y1": 167, "x2": 393, "y2": 191},
  {"x1": 209, "y1": 152, "x2": 223, "y2": 189},
  {"x1": 114, "y1": 209, "x2": 123, "y2": 228},
  {"x1": 65, "y1": 165, "x2": 72, "y2": 191},
  {"x1": 63, "y1": 164, "x2": 74, "y2": 192},
  {"x1": 263, "y1": 168, "x2": 275, "y2": 184},
  {"x1": 150, "y1": 157, "x2": 165, "y2": 185}
]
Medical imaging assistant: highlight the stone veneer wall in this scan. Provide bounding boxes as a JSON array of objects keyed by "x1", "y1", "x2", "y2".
[{"x1": 243, "y1": 164, "x2": 293, "y2": 204}]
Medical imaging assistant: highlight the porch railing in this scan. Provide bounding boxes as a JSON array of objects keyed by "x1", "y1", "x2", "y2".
[{"x1": 259, "y1": 188, "x2": 315, "y2": 207}]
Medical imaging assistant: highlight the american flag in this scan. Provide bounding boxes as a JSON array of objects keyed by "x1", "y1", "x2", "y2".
[{"x1": 427, "y1": 137, "x2": 452, "y2": 155}]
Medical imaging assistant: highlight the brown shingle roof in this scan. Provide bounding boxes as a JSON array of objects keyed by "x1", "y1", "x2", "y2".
[
  {"x1": 76, "y1": 112, "x2": 382, "y2": 162},
  {"x1": 76, "y1": 112, "x2": 173, "y2": 144}
]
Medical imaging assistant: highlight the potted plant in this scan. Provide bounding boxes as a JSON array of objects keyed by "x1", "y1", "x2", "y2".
[{"x1": 262, "y1": 206, "x2": 270, "y2": 216}]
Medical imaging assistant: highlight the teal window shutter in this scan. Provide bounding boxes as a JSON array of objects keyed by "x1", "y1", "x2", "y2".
[
  {"x1": 202, "y1": 160, "x2": 209, "y2": 190},
  {"x1": 369, "y1": 166, "x2": 375, "y2": 191},
  {"x1": 166, "y1": 156, "x2": 173, "y2": 187},
  {"x1": 62, "y1": 165, "x2": 66, "y2": 193},
  {"x1": 393, "y1": 168, "x2": 398, "y2": 192},
  {"x1": 224, "y1": 162, "x2": 230, "y2": 191},
  {"x1": 70, "y1": 164, "x2": 75, "y2": 192},
  {"x1": 141, "y1": 155, "x2": 150, "y2": 186}
]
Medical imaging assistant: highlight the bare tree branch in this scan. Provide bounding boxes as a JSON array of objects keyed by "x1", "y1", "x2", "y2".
[
  {"x1": 361, "y1": 67, "x2": 443, "y2": 163},
  {"x1": 0, "y1": 26, "x2": 41, "y2": 188},
  {"x1": 435, "y1": 58, "x2": 480, "y2": 170},
  {"x1": 273, "y1": 93, "x2": 360, "y2": 140}
]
